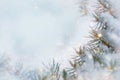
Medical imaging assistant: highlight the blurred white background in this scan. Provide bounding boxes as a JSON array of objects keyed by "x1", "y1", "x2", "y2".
[{"x1": 0, "y1": 0, "x2": 90, "y2": 68}]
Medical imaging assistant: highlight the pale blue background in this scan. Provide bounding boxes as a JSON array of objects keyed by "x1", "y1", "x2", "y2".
[{"x1": 0, "y1": 0, "x2": 90, "y2": 67}]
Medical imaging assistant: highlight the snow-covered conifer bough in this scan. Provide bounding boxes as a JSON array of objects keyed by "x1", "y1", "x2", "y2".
[{"x1": 1, "y1": 0, "x2": 120, "y2": 80}]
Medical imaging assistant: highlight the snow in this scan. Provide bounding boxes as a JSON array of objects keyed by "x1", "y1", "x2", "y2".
[{"x1": 0, "y1": 0, "x2": 120, "y2": 80}]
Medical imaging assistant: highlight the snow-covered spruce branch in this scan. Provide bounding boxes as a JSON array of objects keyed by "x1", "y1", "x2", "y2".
[{"x1": 0, "y1": 0, "x2": 120, "y2": 80}]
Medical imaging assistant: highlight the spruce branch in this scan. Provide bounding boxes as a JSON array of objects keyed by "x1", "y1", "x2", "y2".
[{"x1": 42, "y1": 60, "x2": 60, "y2": 80}]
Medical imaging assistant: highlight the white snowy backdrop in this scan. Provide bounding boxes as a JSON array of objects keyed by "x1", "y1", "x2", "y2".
[
  {"x1": 1, "y1": 0, "x2": 120, "y2": 80},
  {"x1": 0, "y1": 0, "x2": 91, "y2": 68}
]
